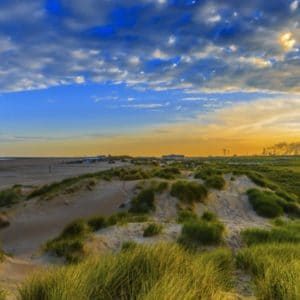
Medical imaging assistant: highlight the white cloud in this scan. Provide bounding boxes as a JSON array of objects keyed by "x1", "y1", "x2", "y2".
[
  {"x1": 290, "y1": 1, "x2": 299, "y2": 12},
  {"x1": 74, "y1": 76, "x2": 85, "y2": 84},
  {"x1": 152, "y1": 49, "x2": 169, "y2": 59}
]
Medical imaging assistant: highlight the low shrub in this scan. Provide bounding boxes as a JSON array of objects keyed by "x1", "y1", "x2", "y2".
[
  {"x1": 205, "y1": 175, "x2": 226, "y2": 190},
  {"x1": 178, "y1": 219, "x2": 224, "y2": 247},
  {"x1": 171, "y1": 181, "x2": 207, "y2": 205},
  {"x1": 129, "y1": 188, "x2": 155, "y2": 214},
  {"x1": 61, "y1": 219, "x2": 90, "y2": 239},
  {"x1": 247, "y1": 189, "x2": 283, "y2": 218},
  {"x1": 143, "y1": 223, "x2": 163, "y2": 237}
]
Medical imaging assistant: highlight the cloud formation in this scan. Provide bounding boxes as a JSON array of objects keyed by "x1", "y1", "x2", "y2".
[{"x1": 0, "y1": 0, "x2": 299, "y2": 93}]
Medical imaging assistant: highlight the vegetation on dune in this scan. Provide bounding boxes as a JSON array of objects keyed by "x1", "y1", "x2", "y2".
[
  {"x1": 143, "y1": 223, "x2": 163, "y2": 237},
  {"x1": 177, "y1": 209, "x2": 198, "y2": 223},
  {"x1": 19, "y1": 243, "x2": 234, "y2": 300},
  {"x1": 241, "y1": 220, "x2": 300, "y2": 246},
  {"x1": 171, "y1": 180, "x2": 207, "y2": 205},
  {"x1": 194, "y1": 167, "x2": 223, "y2": 180},
  {"x1": 0, "y1": 185, "x2": 23, "y2": 207},
  {"x1": 178, "y1": 213, "x2": 225, "y2": 248},
  {"x1": 129, "y1": 188, "x2": 155, "y2": 214},
  {"x1": 247, "y1": 188, "x2": 300, "y2": 218},
  {"x1": 237, "y1": 243, "x2": 300, "y2": 300},
  {"x1": 45, "y1": 212, "x2": 149, "y2": 263},
  {"x1": 204, "y1": 175, "x2": 226, "y2": 190},
  {"x1": 152, "y1": 166, "x2": 181, "y2": 179}
]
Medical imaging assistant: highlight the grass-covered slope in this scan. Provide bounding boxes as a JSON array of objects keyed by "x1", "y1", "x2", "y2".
[{"x1": 19, "y1": 243, "x2": 234, "y2": 300}]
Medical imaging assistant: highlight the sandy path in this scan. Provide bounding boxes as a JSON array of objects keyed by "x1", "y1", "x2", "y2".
[
  {"x1": 196, "y1": 174, "x2": 269, "y2": 248},
  {"x1": 0, "y1": 180, "x2": 136, "y2": 259}
]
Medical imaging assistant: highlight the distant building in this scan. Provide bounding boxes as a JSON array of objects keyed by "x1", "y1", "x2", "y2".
[{"x1": 162, "y1": 154, "x2": 185, "y2": 160}]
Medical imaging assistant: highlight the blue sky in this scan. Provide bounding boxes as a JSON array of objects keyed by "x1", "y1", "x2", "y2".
[{"x1": 0, "y1": 0, "x2": 299, "y2": 155}]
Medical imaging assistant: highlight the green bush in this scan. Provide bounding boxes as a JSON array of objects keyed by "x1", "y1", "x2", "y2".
[
  {"x1": 171, "y1": 181, "x2": 207, "y2": 204},
  {"x1": 143, "y1": 223, "x2": 163, "y2": 237},
  {"x1": 130, "y1": 188, "x2": 155, "y2": 214},
  {"x1": 205, "y1": 175, "x2": 226, "y2": 190},
  {"x1": 19, "y1": 244, "x2": 234, "y2": 300},
  {"x1": 178, "y1": 219, "x2": 224, "y2": 247},
  {"x1": 247, "y1": 189, "x2": 284, "y2": 218}
]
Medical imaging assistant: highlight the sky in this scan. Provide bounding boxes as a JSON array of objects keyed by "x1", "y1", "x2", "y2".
[{"x1": 0, "y1": 0, "x2": 299, "y2": 156}]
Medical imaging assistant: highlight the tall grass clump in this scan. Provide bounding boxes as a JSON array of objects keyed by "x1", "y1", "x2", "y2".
[
  {"x1": 19, "y1": 243, "x2": 234, "y2": 300},
  {"x1": 143, "y1": 223, "x2": 163, "y2": 237},
  {"x1": 152, "y1": 167, "x2": 181, "y2": 179},
  {"x1": 129, "y1": 188, "x2": 155, "y2": 214},
  {"x1": 194, "y1": 167, "x2": 222, "y2": 180},
  {"x1": 44, "y1": 219, "x2": 90, "y2": 263},
  {"x1": 205, "y1": 175, "x2": 226, "y2": 190},
  {"x1": 247, "y1": 189, "x2": 283, "y2": 218},
  {"x1": 178, "y1": 217, "x2": 225, "y2": 248},
  {"x1": 247, "y1": 188, "x2": 300, "y2": 218},
  {"x1": 171, "y1": 181, "x2": 207, "y2": 205},
  {"x1": 237, "y1": 243, "x2": 300, "y2": 300},
  {"x1": 0, "y1": 186, "x2": 22, "y2": 207},
  {"x1": 241, "y1": 220, "x2": 300, "y2": 246}
]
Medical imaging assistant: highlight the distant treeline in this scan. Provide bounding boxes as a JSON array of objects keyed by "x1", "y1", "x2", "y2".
[{"x1": 263, "y1": 142, "x2": 300, "y2": 156}]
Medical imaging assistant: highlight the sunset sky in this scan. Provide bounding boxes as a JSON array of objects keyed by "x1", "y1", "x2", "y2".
[{"x1": 0, "y1": 0, "x2": 299, "y2": 156}]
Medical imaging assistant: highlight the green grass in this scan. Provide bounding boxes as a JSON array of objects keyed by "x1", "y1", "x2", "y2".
[
  {"x1": 178, "y1": 218, "x2": 225, "y2": 248},
  {"x1": 237, "y1": 243, "x2": 300, "y2": 300},
  {"x1": 19, "y1": 243, "x2": 234, "y2": 300},
  {"x1": 247, "y1": 188, "x2": 300, "y2": 218},
  {"x1": 0, "y1": 186, "x2": 23, "y2": 207},
  {"x1": 143, "y1": 223, "x2": 163, "y2": 237},
  {"x1": 247, "y1": 189, "x2": 284, "y2": 218},
  {"x1": 177, "y1": 210, "x2": 198, "y2": 223},
  {"x1": 241, "y1": 220, "x2": 300, "y2": 246},
  {"x1": 129, "y1": 188, "x2": 155, "y2": 214},
  {"x1": 194, "y1": 167, "x2": 223, "y2": 180},
  {"x1": 152, "y1": 167, "x2": 181, "y2": 179},
  {"x1": 44, "y1": 219, "x2": 90, "y2": 263},
  {"x1": 171, "y1": 181, "x2": 207, "y2": 205},
  {"x1": 204, "y1": 175, "x2": 226, "y2": 190}
]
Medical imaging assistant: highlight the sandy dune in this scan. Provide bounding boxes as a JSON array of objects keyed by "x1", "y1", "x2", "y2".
[{"x1": 0, "y1": 180, "x2": 136, "y2": 258}]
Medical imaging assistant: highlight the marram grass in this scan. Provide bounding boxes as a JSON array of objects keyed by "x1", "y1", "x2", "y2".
[{"x1": 19, "y1": 243, "x2": 235, "y2": 300}]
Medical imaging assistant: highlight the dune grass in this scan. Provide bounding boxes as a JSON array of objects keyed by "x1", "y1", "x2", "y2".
[
  {"x1": 204, "y1": 175, "x2": 226, "y2": 190},
  {"x1": 171, "y1": 181, "x2": 207, "y2": 205},
  {"x1": 194, "y1": 167, "x2": 223, "y2": 180},
  {"x1": 178, "y1": 214, "x2": 225, "y2": 248},
  {"x1": 247, "y1": 188, "x2": 300, "y2": 218},
  {"x1": 143, "y1": 223, "x2": 163, "y2": 237},
  {"x1": 19, "y1": 243, "x2": 235, "y2": 300},
  {"x1": 0, "y1": 185, "x2": 23, "y2": 207},
  {"x1": 129, "y1": 188, "x2": 155, "y2": 214},
  {"x1": 237, "y1": 243, "x2": 300, "y2": 300},
  {"x1": 241, "y1": 220, "x2": 300, "y2": 246},
  {"x1": 45, "y1": 212, "x2": 149, "y2": 263}
]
